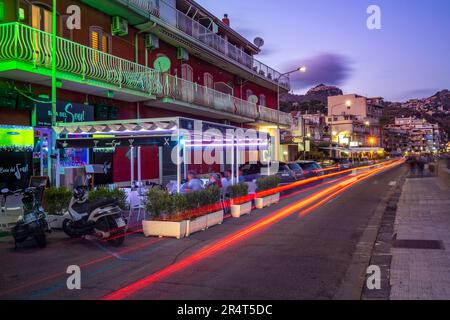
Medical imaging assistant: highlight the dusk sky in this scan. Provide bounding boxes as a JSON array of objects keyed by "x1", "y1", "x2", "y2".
[{"x1": 197, "y1": 0, "x2": 450, "y2": 101}]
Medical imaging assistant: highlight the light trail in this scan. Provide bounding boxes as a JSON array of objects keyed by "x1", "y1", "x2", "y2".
[{"x1": 102, "y1": 160, "x2": 402, "y2": 300}]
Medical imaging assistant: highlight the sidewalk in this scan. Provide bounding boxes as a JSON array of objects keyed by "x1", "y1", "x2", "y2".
[{"x1": 390, "y1": 160, "x2": 450, "y2": 299}]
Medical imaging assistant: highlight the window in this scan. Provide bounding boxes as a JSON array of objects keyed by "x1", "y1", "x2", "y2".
[
  {"x1": 203, "y1": 73, "x2": 213, "y2": 88},
  {"x1": 259, "y1": 94, "x2": 266, "y2": 107},
  {"x1": 181, "y1": 64, "x2": 193, "y2": 82},
  {"x1": 246, "y1": 89, "x2": 253, "y2": 100},
  {"x1": 31, "y1": 4, "x2": 52, "y2": 33},
  {"x1": 90, "y1": 26, "x2": 111, "y2": 53}
]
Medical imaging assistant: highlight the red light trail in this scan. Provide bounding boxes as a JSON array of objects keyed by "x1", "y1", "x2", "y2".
[{"x1": 102, "y1": 160, "x2": 402, "y2": 300}]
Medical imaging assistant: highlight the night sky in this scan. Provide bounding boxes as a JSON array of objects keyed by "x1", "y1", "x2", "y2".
[{"x1": 197, "y1": 0, "x2": 450, "y2": 101}]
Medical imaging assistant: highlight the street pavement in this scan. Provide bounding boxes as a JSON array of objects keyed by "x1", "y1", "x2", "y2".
[
  {"x1": 0, "y1": 163, "x2": 407, "y2": 300},
  {"x1": 390, "y1": 161, "x2": 450, "y2": 299}
]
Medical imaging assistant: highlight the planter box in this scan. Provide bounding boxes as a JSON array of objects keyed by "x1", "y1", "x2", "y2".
[
  {"x1": 206, "y1": 210, "x2": 224, "y2": 228},
  {"x1": 142, "y1": 220, "x2": 187, "y2": 239},
  {"x1": 186, "y1": 215, "x2": 207, "y2": 237},
  {"x1": 255, "y1": 193, "x2": 280, "y2": 209},
  {"x1": 271, "y1": 193, "x2": 280, "y2": 205},
  {"x1": 231, "y1": 201, "x2": 252, "y2": 218}
]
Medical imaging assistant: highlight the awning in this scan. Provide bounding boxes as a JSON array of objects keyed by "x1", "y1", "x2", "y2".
[{"x1": 320, "y1": 146, "x2": 384, "y2": 153}]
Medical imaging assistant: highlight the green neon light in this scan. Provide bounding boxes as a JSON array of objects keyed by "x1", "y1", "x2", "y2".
[
  {"x1": 0, "y1": 22, "x2": 162, "y2": 96},
  {"x1": 0, "y1": 125, "x2": 34, "y2": 152},
  {"x1": 0, "y1": 2, "x2": 4, "y2": 22}
]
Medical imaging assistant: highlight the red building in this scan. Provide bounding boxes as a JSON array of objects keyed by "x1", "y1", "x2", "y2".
[{"x1": 0, "y1": 0, "x2": 292, "y2": 188}]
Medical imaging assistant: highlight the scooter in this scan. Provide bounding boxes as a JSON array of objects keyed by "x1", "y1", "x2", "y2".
[
  {"x1": 62, "y1": 182, "x2": 126, "y2": 246},
  {"x1": 10, "y1": 187, "x2": 50, "y2": 248}
]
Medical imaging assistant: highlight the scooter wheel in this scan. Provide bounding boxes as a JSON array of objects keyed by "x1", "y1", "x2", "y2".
[
  {"x1": 107, "y1": 232, "x2": 125, "y2": 247},
  {"x1": 34, "y1": 234, "x2": 47, "y2": 248},
  {"x1": 62, "y1": 219, "x2": 81, "y2": 238}
]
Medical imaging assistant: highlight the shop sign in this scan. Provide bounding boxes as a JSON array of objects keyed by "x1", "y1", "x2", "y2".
[
  {"x1": 0, "y1": 152, "x2": 32, "y2": 189},
  {"x1": 35, "y1": 101, "x2": 94, "y2": 126}
]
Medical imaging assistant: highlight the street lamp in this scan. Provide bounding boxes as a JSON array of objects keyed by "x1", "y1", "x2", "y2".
[{"x1": 276, "y1": 66, "x2": 306, "y2": 160}]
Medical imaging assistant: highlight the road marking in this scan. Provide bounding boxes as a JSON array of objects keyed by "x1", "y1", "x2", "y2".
[{"x1": 389, "y1": 181, "x2": 397, "y2": 186}]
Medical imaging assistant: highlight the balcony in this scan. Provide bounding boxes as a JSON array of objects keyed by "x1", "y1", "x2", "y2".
[
  {"x1": 0, "y1": 22, "x2": 159, "y2": 102},
  {"x1": 0, "y1": 23, "x2": 276, "y2": 124},
  {"x1": 81, "y1": 0, "x2": 290, "y2": 91}
]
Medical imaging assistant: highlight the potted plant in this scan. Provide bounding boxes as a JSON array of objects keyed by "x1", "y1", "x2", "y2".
[
  {"x1": 89, "y1": 187, "x2": 127, "y2": 210},
  {"x1": 185, "y1": 186, "x2": 223, "y2": 236},
  {"x1": 255, "y1": 176, "x2": 280, "y2": 209},
  {"x1": 43, "y1": 187, "x2": 72, "y2": 228},
  {"x1": 229, "y1": 183, "x2": 252, "y2": 218},
  {"x1": 143, "y1": 189, "x2": 187, "y2": 239}
]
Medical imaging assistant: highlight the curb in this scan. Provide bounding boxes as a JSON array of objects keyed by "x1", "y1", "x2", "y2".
[{"x1": 361, "y1": 173, "x2": 406, "y2": 300}]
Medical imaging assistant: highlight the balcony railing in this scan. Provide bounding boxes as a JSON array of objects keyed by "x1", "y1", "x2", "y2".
[
  {"x1": 0, "y1": 22, "x2": 161, "y2": 95},
  {"x1": 123, "y1": 0, "x2": 289, "y2": 89},
  {"x1": 156, "y1": 74, "x2": 259, "y2": 119},
  {"x1": 0, "y1": 22, "x2": 285, "y2": 123}
]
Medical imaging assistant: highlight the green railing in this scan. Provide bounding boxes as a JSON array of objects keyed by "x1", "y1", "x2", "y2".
[
  {"x1": 0, "y1": 22, "x2": 288, "y2": 123},
  {"x1": 0, "y1": 22, "x2": 161, "y2": 95}
]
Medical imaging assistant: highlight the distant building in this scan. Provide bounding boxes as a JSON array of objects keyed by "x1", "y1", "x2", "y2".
[
  {"x1": 384, "y1": 117, "x2": 442, "y2": 154},
  {"x1": 327, "y1": 94, "x2": 383, "y2": 148}
]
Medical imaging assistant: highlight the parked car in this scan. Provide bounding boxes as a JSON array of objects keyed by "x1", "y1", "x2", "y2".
[
  {"x1": 286, "y1": 162, "x2": 305, "y2": 180},
  {"x1": 318, "y1": 159, "x2": 340, "y2": 173},
  {"x1": 296, "y1": 161, "x2": 324, "y2": 178},
  {"x1": 332, "y1": 158, "x2": 352, "y2": 170},
  {"x1": 239, "y1": 162, "x2": 267, "y2": 182},
  {"x1": 276, "y1": 162, "x2": 299, "y2": 185}
]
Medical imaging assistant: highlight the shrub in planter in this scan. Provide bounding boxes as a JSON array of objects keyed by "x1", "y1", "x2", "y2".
[
  {"x1": 229, "y1": 183, "x2": 252, "y2": 218},
  {"x1": 89, "y1": 187, "x2": 127, "y2": 210},
  {"x1": 256, "y1": 175, "x2": 280, "y2": 192},
  {"x1": 145, "y1": 188, "x2": 174, "y2": 221},
  {"x1": 43, "y1": 187, "x2": 72, "y2": 215},
  {"x1": 255, "y1": 176, "x2": 281, "y2": 209},
  {"x1": 229, "y1": 183, "x2": 249, "y2": 205}
]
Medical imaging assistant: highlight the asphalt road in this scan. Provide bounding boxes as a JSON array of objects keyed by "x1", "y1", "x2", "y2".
[{"x1": 0, "y1": 163, "x2": 407, "y2": 300}]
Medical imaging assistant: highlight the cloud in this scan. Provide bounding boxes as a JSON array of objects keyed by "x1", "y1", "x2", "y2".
[{"x1": 285, "y1": 53, "x2": 353, "y2": 91}]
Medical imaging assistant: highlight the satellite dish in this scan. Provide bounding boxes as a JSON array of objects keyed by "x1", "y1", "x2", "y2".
[
  {"x1": 253, "y1": 37, "x2": 264, "y2": 48},
  {"x1": 153, "y1": 56, "x2": 171, "y2": 73},
  {"x1": 248, "y1": 95, "x2": 259, "y2": 104}
]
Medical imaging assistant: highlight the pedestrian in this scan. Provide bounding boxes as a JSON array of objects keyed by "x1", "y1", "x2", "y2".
[{"x1": 181, "y1": 171, "x2": 204, "y2": 193}]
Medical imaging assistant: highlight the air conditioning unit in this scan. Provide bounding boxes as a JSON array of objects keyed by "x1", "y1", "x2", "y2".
[
  {"x1": 177, "y1": 47, "x2": 189, "y2": 61},
  {"x1": 112, "y1": 16, "x2": 128, "y2": 36},
  {"x1": 144, "y1": 33, "x2": 159, "y2": 50}
]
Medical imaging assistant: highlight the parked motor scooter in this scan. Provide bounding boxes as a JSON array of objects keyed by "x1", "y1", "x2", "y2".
[
  {"x1": 62, "y1": 178, "x2": 126, "y2": 246},
  {"x1": 9, "y1": 187, "x2": 50, "y2": 248}
]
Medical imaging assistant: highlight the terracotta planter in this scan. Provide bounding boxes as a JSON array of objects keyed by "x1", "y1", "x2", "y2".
[
  {"x1": 206, "y1": 210, "x2": 224, "y2": 228},
  {"x1": 230, "y1": 201, "x2": 252, "y2": 218},
  {"x1": 142, "y1": 220, "x2": 187, "y2": 239}
]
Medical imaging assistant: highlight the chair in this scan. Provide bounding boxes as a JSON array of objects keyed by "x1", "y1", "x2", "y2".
[{"x1": 4, "y1": 193, "x2": 23, "y2": 217}]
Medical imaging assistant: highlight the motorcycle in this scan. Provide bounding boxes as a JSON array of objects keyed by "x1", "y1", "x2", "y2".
[
  {"x1": 9, "y1": 187, "x2": 50, "y2": 248},
  {"x1": 62, "y1": 182, "x2": 126, "y2": 246}
]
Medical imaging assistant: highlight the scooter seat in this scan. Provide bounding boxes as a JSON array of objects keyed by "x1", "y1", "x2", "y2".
[{"x1": 88, "y1": 198, "x2": 118, "y2": 213}]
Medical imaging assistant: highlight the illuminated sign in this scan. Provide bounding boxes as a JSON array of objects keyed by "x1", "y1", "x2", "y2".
[
  {"x1": 0, "y1": 125, "x2": 34, "y2": 152},
  {"x1": 35, "y1": 101, "x2": 94, "y2": 126}
]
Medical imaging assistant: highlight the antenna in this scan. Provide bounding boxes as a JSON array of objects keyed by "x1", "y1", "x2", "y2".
[{"x1": 253, "y1": 37, "x2": 264, "y2": 48}]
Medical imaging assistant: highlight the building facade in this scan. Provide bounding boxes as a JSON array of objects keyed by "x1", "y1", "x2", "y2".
[
  {"x1": 327, "y1": 94, "x2": 383, "y2": 149},
  {"x1": 384, "y1": 117, "x2": 443, "y2": 154},
  {"x1": 0, "y1": 0, "x2": 293, "y2": 188}
]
